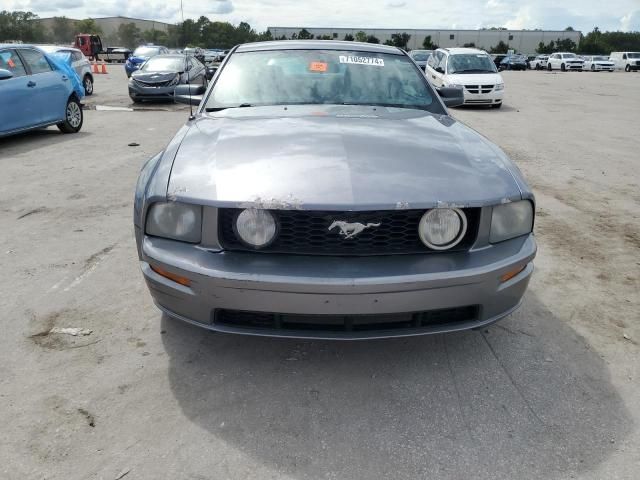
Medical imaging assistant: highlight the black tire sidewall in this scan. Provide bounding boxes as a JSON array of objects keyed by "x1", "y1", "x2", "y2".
[
  {"x1": 84, "y1": 75, "x2": 93, "y2": 95},
  {"x1": 57, "y1": 97, "x2": 83, "y2": 133}
]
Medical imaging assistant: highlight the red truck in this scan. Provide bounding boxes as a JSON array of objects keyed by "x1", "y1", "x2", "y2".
[{"x1": 74, "y1": 34, "x2": 131, "y2": 63}]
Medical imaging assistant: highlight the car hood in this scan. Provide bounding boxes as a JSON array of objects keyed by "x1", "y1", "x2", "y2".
[
  {"x1": 131, "y1": 71, "x2": 178, "y2": 82},
  {"x1": 446, "y1": 73, "x2": 503, "y2": 85},
  {"x1": 593, "y1": 60, "x2": 614, "y2": 65},
  {"x1": 128, "y1": 56, "x2": 149, "y2": 64},
  {"x1": 167, "y1": 105, "x2": 524, "y2": 210}
]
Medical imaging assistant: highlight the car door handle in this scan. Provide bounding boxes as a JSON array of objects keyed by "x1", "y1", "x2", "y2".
[
  {"x1": 27, "y1": 81, "x2": 36, "y2": 87},
  {"x1": 61, "y1": 75, "x2": 69, "y2": 81}
]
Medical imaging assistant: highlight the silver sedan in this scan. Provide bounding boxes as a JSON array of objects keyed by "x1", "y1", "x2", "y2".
[{"x1": 134, "y1": 41, "x2": 536, "y2": 339}]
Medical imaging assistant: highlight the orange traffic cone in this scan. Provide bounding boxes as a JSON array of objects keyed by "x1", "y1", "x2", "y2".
[
  {"x1": 92, "y1": 61, "x2": 99, "y2": 74},
  {"x1": 100, "y1": 61, "x2": 107, "y2": 74}
]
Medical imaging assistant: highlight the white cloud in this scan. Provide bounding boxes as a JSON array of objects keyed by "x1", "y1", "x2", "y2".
[
  {"x1": 620, "y1": 10, "x2": 640, "y2": 31},
  {"x1": 11, "y1": 0, "x2": 640, "y2": 32}
]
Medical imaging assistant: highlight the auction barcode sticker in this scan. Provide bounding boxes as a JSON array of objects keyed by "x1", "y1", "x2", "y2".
[{"x1": 339, "y1": 55, "x2": 385, "y2": 67}]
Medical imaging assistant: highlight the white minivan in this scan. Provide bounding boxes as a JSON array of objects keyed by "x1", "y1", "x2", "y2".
[
  {"x1": 425, "y1": 47, "x2": 504, "y2": 108},
  {"x1": 610, "y1": 52, "x2": 640, "y2": 72}
]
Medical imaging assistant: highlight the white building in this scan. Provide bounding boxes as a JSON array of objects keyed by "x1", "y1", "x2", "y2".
[{"x1": 268, "y1": 27, "x2": 582, "y2": 54}]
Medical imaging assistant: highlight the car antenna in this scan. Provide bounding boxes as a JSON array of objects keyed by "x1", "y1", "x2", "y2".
[{"x1": 180, "y1": 0, "x2": 195, "y2": 120}]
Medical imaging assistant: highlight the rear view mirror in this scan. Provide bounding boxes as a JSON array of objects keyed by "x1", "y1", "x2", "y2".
[
  {"x1": 174, "y1": 84, "x2": 206, "y2": 106},
  {"x1": 436, "y1": 86, "x2": 464, "y2": 108},
  {"x1": 0, "y1": 69, "x2": 13, "y2": 80}
]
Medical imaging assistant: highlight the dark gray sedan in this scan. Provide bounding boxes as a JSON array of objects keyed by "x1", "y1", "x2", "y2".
[
  {"x1": 128, "y1": 54, "x2": 206, "y2": 103},
  {"x1": 134, "y1": 41, "x2": 536, "y2": 340}
]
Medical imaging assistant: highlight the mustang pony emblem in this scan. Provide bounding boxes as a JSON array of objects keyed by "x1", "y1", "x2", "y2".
[{"x1": 328, "y1": 220, "x2": 381, "y2": 239}]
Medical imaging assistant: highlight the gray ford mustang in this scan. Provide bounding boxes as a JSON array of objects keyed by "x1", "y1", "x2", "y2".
[{"x1": 134, "y1": 40, "x2": 536, "y2": 340}]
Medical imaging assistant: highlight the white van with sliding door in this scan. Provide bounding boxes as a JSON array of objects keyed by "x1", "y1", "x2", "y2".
[
  {"x1": 425, "y1": 48, "x2": 504, "y2": 109},
  {"x1": 610, "y1": 52, "x2": 640, "y2": 72}
]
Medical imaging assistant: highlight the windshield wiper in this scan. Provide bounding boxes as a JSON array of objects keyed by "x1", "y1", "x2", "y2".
[
  {"x1": 205, "y1": 103, "x2": 253, "y2": 112},
  {"x1": 452, "y1": 69, "x2": 494, "y2": 73}
]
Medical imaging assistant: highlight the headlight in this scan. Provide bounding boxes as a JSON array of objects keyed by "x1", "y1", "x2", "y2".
[
  {"x1": 145, "y1": 202, "x2": 202, "y2": 243},
  {"x1": 234, "y1": 209, "x2": 277, "y2": 249},
  {"x1": 490, "y1": 201, "x2": 533, "y2": 243},
  {"x1": 418, "y1": 208, "x2": 467, "y2": 250},
  {"x1": 495, "y1": 82, "x2": 504, "y2": 91}
]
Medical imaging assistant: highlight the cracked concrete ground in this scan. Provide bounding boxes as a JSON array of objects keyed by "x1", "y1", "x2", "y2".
[{"x1": 0, "y1": 67, "x2": 638, "y2": 479}]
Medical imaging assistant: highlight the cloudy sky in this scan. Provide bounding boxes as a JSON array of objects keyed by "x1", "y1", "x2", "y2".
[{"x1": 3, "y1": 0, "x2": 640, "y2": 32}]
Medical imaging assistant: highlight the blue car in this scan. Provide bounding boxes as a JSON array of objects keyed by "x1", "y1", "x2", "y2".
[
  {"x1": 125, "y1": 45, "x2": 169, "y2": 77},
  {"x1": 0, "y1": 44, "x2": 84, "y2": 138}
]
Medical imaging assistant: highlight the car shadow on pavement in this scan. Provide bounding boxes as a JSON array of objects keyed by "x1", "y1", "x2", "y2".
[
  {"x1": 0, "y1": 128, "x2": 93, "y2": 151},
  {"x1": 161, "y1": 293, "x2": 632, "y2": 480}
]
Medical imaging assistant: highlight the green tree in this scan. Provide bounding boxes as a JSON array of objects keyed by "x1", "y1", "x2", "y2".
[
  {"x1": 422, "y1": 35, "x2": 437, "y2": 49},
  {"x1": 463, "y1": 42, "x2": 476, "y2": 48},
  {"x1": 490, "y1": 40, "x2": 510, "y2": 53},
  {"x1": 118, "y1": 22, "x2": 142, "y2": 48},
  {"x1": 555, "y1": 37, "x2": 577, "y2": 52},
  {"x1": 366, "y1": 35, "x2": 380, "y2": 44},
  {"x1": 565, "y1": 26, "x2": 575, "y2": 31},
  {"x1": 0, "y1": 10, "x2": 47, "y2": 42},
  {"x1": 143, "y1": 29, "x2": 168, "y2": 45},
  {"x1": 257, "y1": 29, "x2": 273, "y2": 42},
  {"x1": 76, "y1": 18, "x2": 102, "y2": 35},
  {"x1": 355, "y1": 30, "x2": 368, "y2": 42},
  {"x1": 297, "y1": 28, "x2": 313, "y2": 39},
  {"x1": 390, "y1": 32, "x2": 411, "y2": 49},
  {"x1": 344, "y1": 33, "x2": 354, "y2": 41},
  {"x1": 51, "y1": 16, "x2": 73, "y2": 43}
]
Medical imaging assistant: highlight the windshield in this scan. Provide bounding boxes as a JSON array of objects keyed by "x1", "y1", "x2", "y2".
[
  {"x1": 410, "y1": 51, "x2": 431, "y2": 61},
  {"x1": 141, "y1": 56, "x2": 184, "y2": 72},
  {"x1": 133, "y1": 46, "x2": 161, "y2": 57},
  {"x1": 563, "y1": 53, "x2": 577, "y2": 59},
  {"x1": 628, "y1": 53, "x2": 640, "y2": 58},
  {"x1": 593, "y1": 56, "x2": 609, "y2": 61},
  {"x1": 448, "y1": 54, "x2": 497, "y2": 74},
  {"x1": 205, "y1": 49, "x2": 437, "y2": 112}
]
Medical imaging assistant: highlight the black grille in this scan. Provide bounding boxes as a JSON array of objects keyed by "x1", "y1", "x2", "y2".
[
  {"x1": 218, "y1": 208, "x2": 479, "y2": 256},
  {"x1": 215, "y1": 306, "x2": 479, "y2": 333}
]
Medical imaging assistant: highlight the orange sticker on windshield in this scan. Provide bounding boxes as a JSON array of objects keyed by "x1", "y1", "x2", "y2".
[
  {"x1": 309, "y1": 61, "x2": 328, "y2": 72},
  {"x1": 7, "y1": 58, "x2": 15, "y2": 68}
]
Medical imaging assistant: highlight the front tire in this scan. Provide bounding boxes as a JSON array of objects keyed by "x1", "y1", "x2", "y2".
[
  {"x1": 625, "y1": 64, "x2": 631, "y2": 72},
  {"x1": 561, "y1": 63, "x2": 566, "y2": 71},
  {"x1": 591, "y1": 65, "x2": 595, "y2": 71},
  {"x1": 83, "y1": 75, "x2": 93, "y2": 96},
  {"x1": 57, "y1": 97, "x2": 83, "y2": 134},
  {"x1": 547, "y1": 63, "x2": 552, "y2": 71}
]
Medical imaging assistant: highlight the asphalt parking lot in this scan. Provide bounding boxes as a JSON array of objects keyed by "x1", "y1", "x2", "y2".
[{"x1": 1, "y1": 66, "x2": 639, "y2": 480}]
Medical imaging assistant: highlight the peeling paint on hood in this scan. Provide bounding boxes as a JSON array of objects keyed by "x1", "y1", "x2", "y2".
[{"x1": 167, "y1": 105, "x2": 525, "y2": 210}]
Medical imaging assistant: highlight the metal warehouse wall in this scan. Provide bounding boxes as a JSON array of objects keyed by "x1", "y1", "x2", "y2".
[{"x1": 268, "y1": 27, "x2": 583, "y2": 53}]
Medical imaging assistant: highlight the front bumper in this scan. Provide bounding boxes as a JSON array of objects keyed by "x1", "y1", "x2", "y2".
[
  {"x1": 139, "y1": 233, "x2": 536, "y2": 339},
  {"x1": 128, "y1": 84, "x2": 176, "y2": 101},
  {"x1": 592, "y1": 64, "x2": 615, "y2": 71},
  {"x1": 462, "y1": 89, "x2": 503, "y2": 106}
]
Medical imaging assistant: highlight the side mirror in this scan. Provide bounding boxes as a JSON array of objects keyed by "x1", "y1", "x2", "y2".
[
  {"x1": 174, "y1": 84, "x2": 206, "y2": 106},
  {"x1": 435, "y1": 66, "x2": 444, "y2": 74},
  {"x1": 0, "y1": 69, "x2": 14, "y2": 80},
  {"x1": 206, "y1": 66, "x2": 217, "y2": 80},
  {"x1": 436, "y1": 86, "x2": 464, "y2": 108}
]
